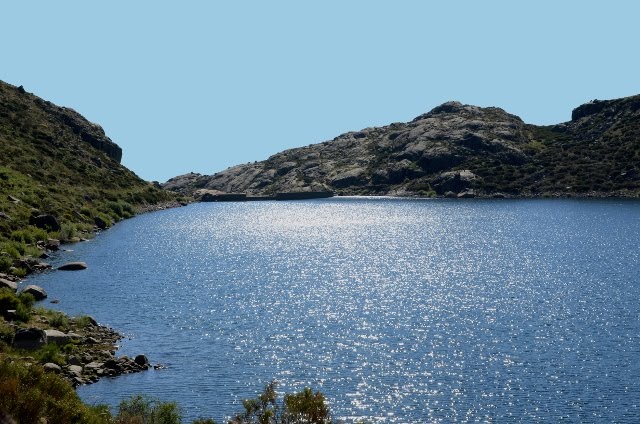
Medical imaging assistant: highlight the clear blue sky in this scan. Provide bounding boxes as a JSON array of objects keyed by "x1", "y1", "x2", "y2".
[{"x1": 2, "y1": 1, "x2": 638, "y2": 182}]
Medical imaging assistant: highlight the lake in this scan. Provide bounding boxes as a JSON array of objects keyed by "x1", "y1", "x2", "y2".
[{"x1": 25, "y1": 198, "x2": 640, "y2": 422}]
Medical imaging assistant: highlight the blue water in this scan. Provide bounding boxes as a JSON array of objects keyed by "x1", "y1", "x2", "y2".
[{"x1": 25, "y1": 198, "x2": 640, "y2": 422}]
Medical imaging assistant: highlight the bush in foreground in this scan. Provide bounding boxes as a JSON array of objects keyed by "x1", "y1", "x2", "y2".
[{"x1": 0, "y1": 361, "x2": 331, "y2": 424}]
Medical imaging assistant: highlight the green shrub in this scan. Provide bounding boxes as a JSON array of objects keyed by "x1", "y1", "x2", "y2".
[
  {"x1": 106, "y1": 200, "x2": 135, "y2": 220},
  {"x1": 11, "y1": 267, "x2": 27, "y2": 278},
  {"x1": 59, "y1": 223, "x2": 77, "y2": 241},
  {"x1": 9, "y1": 226, "x2": 48, "y2": 244},
  {"x1": 283, "y1": 387, "x2": 330, "y2": 423},
  {"x1": 0, "y1": 289, "x2": 20, "y2": 313},
  {"x1": 73, "y1": 315, "x2": 95, "y2": 329},
  {"x1": 35, "y1": 343, "x2": 66, "y2": 366},
  {"x1": 114, "y1": 395, "x2": 182, "y2": 424},
  {"x1": 49, "y1": 311, "x2": 69, "y2": 330},
  {"x1": 0, "y1": 256, "x2": 12, "y2": 272},
  {"x1": 0, "y1": 290, "x2": 34, "y2": 322},
  {"x1": 231, "y1": 382, "x2": 332, "y2": 424},
  {"x1": 0, "y1": 322, "x2": 14, "y2": 346},
  {"x1": 0, "y1": 241, "x2": 23, "y2": 259},
  {"x1": 0, "y1": 359, "x2": 109, "y2": 423}
]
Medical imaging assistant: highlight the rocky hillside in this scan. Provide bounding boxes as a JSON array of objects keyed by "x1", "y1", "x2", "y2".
[
  {"x1": 165, "y1": 94, "x2": 640, "y2": 198},
  {"x1": 0, "y1": 80, "x2": 177, "y2": 275}
]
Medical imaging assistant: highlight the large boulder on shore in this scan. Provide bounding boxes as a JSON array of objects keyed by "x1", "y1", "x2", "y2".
[
  {"x1": 43, "y1": 362, "x2": 62, "y2": 373},
  {"x1": 13, "y1": 328, "x2": 47, "y2": 349},
  {"x1": 134, "y1": 354, "x2": 150, "y2": 368},
  {"x1": 21, "y1": 285, "x2": 47, "y2": 300},
  {"x1": 58, "y1": 262, "x2": 88, "y2": 271},
  {"x1": 0, "y1": 278, "x2": 17, "y2": 292},
  {"x1": 94, "y1": 216, "x2": 110, "y2": 229},
  {"x1": 29, "y1": 214, "x2": 61, "y2": 231},
  {"x1": 44, "y1": 329, "x2": 72, "y2": 345}
]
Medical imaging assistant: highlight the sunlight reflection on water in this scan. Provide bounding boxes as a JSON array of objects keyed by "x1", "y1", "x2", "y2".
[{"x1": 28, "y1": 198, "x2": 640, "y2": 422}]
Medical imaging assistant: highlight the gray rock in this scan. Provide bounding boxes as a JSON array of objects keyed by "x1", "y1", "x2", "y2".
[
  {"x1": 0, "y1": 278, "x2": 17, "y2": 292},
  {"x1": 330, "y1": 168, "x2": 368, "y2": 188},
  {"x1": 276, "y1": 161, "x2": 298, "y2": 176},
  {"x1": 45, "y1": 239, "x2": 60, "y2": 251},
  {"x1": 84, "y1": 362, "x2": 103, "y2": 371},
  {"x1": 13, "y1": 328, "x2": 47, "y2": 350},
  {"x1": 57, "y1": 262, "x2": 88, "y2": 271},
  {"x1": 66, "y1": 332, "x2": 81, "y2": 341},
  {"x1": 431, "y1": 170, "x2": 478, "y2": 194},
  {"x1": 44, "y1": 329, "x2": 72, "y2": 345},
  {"x1": 67, "y1": 365, "x2": 83, "y2": 376},
  {"x1": 457, "y1": 189, "x2": 476, "y2": 198},
  {"x1": 21, "y1": 285, "x2": 47, "y2": 301},
  {"x1": 43, "y1": 362, "x2": 61, "y2": 373}
]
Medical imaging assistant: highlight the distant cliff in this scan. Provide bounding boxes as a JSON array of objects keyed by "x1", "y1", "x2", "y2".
[{"x1": 165, "y1": 94, "x2": 640, "y2": 198}]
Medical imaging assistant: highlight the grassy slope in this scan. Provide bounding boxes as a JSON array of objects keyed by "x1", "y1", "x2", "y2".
[{"x1": 0, "y1": 80, "x2": 177, "y2": 273}]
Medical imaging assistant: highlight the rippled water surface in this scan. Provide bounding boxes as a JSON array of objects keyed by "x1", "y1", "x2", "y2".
[{"x1": 28, "y1": 198, "x2": 640, "y2": 422}]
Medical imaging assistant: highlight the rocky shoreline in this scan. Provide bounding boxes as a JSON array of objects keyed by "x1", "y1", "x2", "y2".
[
  {"x1": 9, "y1": 314, "x2": 154, "y2": 387},
  {"x1": 2, "y1": 267, "x2": 158, "y2": 387},
  {"x1": 0, "y1": 203, "x2": 188, "y2": 388}
]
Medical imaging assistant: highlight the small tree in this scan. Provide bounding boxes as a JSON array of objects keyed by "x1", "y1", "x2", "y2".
[{"x1": 230, "y1": 382, "x2": 331, "y2": 424}]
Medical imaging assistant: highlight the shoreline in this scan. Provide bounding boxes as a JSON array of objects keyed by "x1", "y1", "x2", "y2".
[{"x1": 1, "y1": 201, "x2": 189, "y2": 388}]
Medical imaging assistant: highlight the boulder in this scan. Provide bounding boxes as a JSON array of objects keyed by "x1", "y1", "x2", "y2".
[
  {"x1": 276, "y1": 161, "x2": 298, "y2": 176},
  {"x1": 32, "y1": 263, "x2": 52, "y2": 272},
  {"x1": 66, "y1": 332, "x2": 81, "y2": 341},
  {"x1": 45, "y1": 239, "x2": 60, "y2": 251},
  {"x1": 3, "y1": 310, "x2": 17, "y2": 321},
  {"x1": 13, "y1": 328, "x2": 47, "y2": 350},
  {"x1": 0, "y1": 278, "x2": 17, "y2": 292},
  {"x1": 134, "y1": 354, "x2": 150, "y2": 368},
  {"x1": 44, "y1": 329, "x2": 72, "y2": 345},
  {"x1": 431, "y1": 170, "x2": 478, "y2": 194},
  {"x1": 58, "y1": 262, "x2": 88, "y2": 271},
  {"x1": 29, "y1": 214, "x2": 61, "y2": 232},
  {"x1": 22, "y1": 285, "x2": 47, "y2": 301},
  {"x1": 103, "y1": 358, "x2": 120, "y2": 370},
  {"x1": 67, "y1": 364, "x2": 83, "y2": 377},
  {"x1": 43, "y1": 363, "x2": 61, "y2": 373},
  {"x1": 84, "y1": 362, "x2": 103, "y2": 371},
  {"x1": 94, "y1": 216, "x2": 109, "y2": 230},
  {"x1": 67, "y1": 355, "x2": 82, "y2": 366},
  {"x1": 457, "y1": 189, "x2": 476, "y2": 198},
  {"x1": 330, "y1": 168, "x2": 368, "y2": 188}
]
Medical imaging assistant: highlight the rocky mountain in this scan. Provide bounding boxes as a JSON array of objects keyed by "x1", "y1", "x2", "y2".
[
  {"x1": 165, "y1": 94, "x2": 640, "y2": 198},
  {"x1": 0, "y1": 80, "x2": 176, "y2": 258}
]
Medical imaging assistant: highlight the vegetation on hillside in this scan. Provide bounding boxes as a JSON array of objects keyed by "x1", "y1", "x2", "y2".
[{"x1": 0, "y1": 80, "x2": 179, "y2": 277}]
